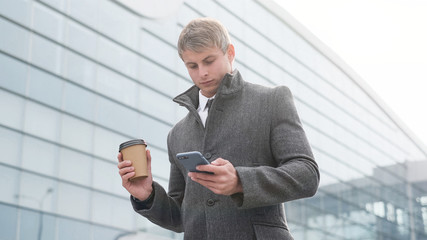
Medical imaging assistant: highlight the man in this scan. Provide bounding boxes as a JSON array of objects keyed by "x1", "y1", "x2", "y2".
[{"x1": 118, "y1": 17, "x2": 319, "y2": 239}]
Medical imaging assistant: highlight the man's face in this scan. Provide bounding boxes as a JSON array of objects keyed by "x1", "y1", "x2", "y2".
[{"x1": 182, "y1": 45, "x2": 235, "y2": 98}]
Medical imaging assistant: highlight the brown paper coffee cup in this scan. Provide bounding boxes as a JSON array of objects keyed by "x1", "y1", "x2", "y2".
[{"x1": 119, "y1": 139, "x2": 148, "y2": 181}]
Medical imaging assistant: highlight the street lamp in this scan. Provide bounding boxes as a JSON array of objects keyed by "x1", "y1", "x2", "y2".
[
  {"x1": 15, "y1": 188, "x2": 54, "y2": 240},
  {"x1": 38, "y1": 188, "x2": 54, "y2": 240}
]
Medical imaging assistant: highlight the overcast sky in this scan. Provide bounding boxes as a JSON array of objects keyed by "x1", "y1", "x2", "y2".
[{"x1": 274, "y1": 0, "x2": 427, "y2": 150}]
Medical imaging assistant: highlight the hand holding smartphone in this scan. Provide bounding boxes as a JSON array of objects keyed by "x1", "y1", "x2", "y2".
[{"x1": 176, "y1": 151, "x2": 213, "y2": 174}]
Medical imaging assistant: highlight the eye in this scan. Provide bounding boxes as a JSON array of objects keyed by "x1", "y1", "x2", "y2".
[
  {"x1": 188, "y1": 64, "x2": 198, "y2": 70},
  {"x1": 204, "y1": 58, "x2": 215, "y2": 65}
]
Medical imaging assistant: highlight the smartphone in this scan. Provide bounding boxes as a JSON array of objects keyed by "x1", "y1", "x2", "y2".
[{"x1": 176, "y1": 151, "x2": 213, "y2": 174}]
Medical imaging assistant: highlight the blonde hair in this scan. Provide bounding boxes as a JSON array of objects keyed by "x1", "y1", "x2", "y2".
[{"x1": 177, "y1": 17, "x2": 231, "y2": 59}]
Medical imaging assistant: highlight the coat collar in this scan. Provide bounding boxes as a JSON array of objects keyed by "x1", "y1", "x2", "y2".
[{"x1": 173, "y1": 69, "x2": 244, "y2": 110}]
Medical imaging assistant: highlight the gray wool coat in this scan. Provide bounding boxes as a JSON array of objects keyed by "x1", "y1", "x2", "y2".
[{"x1": 132, "y1": 69, "x2": 320, "y2": 240}]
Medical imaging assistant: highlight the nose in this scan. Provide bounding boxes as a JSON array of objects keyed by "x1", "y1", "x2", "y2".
[{"x1": 199, "y1": 65, "x2": 208, "y2": 78}]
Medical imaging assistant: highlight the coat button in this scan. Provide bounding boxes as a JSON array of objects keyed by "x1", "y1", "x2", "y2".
[
  {"x1": 204, "y1": 153, "x2": 212, "y2": 159},
  {"x1": 206, "y1": 199, "x2": 216, "y2": 206}
]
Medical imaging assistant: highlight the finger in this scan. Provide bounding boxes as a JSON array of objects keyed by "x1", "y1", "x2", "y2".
[
  {"x1": 189, "y1": 173, "x2": 232, "y2": 195},
  {"x1": 197, "y1": 164, "x2": 226, "y2": 175},
  {"x1": 118, "y1": 160, "x2": 132, "y2": 169},
  {"x1": 146, "y1": 149, "x2": 153, "y2": 178},
  {"x1": 121, "y1": 171, "x2": 135, "y2": 182},
  {"x1": 188, "y1": 172, "x2": 216, "y2": 182},
  {"x1": 196, "y1": 164, "x2": 214, "y2": 173},
  {"x1": 117, "y1": 152, "x2": 123, "y2": 162},
  {"x1": 191, "y1": 177, "x2": 225, "y2": 194},
  {"x1": 147, "y1": 149, "x2": 152, "y2": 170},
  {"x1": 211, "y1": 158, "x2": 228, "y2": 166},
  {"x1": 119, "y1": 166, "x2": 134, "y2": 176}
]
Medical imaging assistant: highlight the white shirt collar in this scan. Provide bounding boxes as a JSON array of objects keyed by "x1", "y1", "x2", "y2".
[{"x1": 198, "y1": 91, "x2": 215, "y2": 111}]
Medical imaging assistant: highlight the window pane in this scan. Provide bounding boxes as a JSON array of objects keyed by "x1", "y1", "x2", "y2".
[
  {"x1": 139, "y1": 30, "x2": 176, "y2": 72},
  {"x1": 18, "y1": 173, "x2": 55, "y2": 212},
  {"x1": 138, "y1": 86, "x2": 174, "y2": 125},
  {"x1": 57, "y1": 182, "x2": 90, "y2": 220},
  {"x1": 30, "y1": 34, "x2": 62, "y2": 75},
  {"x1": 91, "y1": 191, "x2": 113, "y2": 226},
  {"x1": 111, "y1": 198, "x2": 136, "y2": 230},
  {"x1": 91, "y1": 192, "x2": 134, "y2": 230},
  {"x1": 62, "y1": 50, "x2": 96, "y2": 89},
  {"x1": 24, "y1": 102, "x2": 60, "y2": 141},
  {"x1": 137, "y1": 114, "x2": 170, "y2": 150},
  {"x1": 92, "y1": 159, "x2": 117, "y2": 192},
  {"x1": 97, "y1": 0, "x2": 138, "y2": 49},
  {"x1": 67, "y1": 0, "x2": 97, "y2": 30},
  {"x1": 39, "y1": 0, "x2": 66, "y2": 12},
  {"x1": 149, "y1": 148, "x2": 170, "y2": 180},
  {"x1": 0, "y1": 127, "x2": 22, "y2": 166},
  {"x1": 27, "y1": 67, "x2": 63, "y2": 109},
  {"x1": 96, "y1": 37, "x2": 138, "y2": 79},
  {"x1": 138, "y1": 57, "x2": 179, "y2": 97},
  {"x1": 93, "y1": 225, "x2": 122, "y2": 240},
  {"x1": 0, "y1": 18, "x2": 30, "y2": 60},
  {"x1": 93, "y1": 126, "x2": 128, "y2": 161},
  {"x1": 60, "y1": 115, "x2": 94, "y2": 153},
  {"x1": 96, "y1": 66, "x2": 138, "y2": 107},
  {"x1": 64, "y1": 20, "x2": 97, "y2": 58},
  {"x1": 57, "y1": 217, "x2": 91, "y2": 240},
  {"x1": 62, "y1": 81, "x2": 96, "y2": 121},
  {"x1": 0, "y1": 165, "x2": 19, "y2": 204},
  {"x1": 0, "y1": 90, "x2": 25, "y2": 130},
  {"x1": 94, "y1": 97, "x2": 139, "y2": 137},
  {"x1": 0, "y1": 204, "x2": 18, "y2": 240},
  {"x1": 40, "y1": 214, "x2": 56, "y2": 240},
  {"x1": 0, "y1": 0, "x2": 31, "y2": 26},
  {"x1": 21, "y1": 136, "x2": 57, "y2": 176},
  {"x1": 58, "y1": 148, "x2": 92, "y2": 185},
  {"x1": 32, "y1": 2, "x2": 64, "y2": 42},
  {"x1": 19, "y1": 208, "x2": 40, "y2": 240},
  {"x1": 0, "y1": 53, "x2": 27, "y2": 94}
]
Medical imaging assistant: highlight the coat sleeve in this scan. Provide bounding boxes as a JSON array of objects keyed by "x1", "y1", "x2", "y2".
[
  {"x1": 132, "y1": 134, "x2": 186, "y2": 232},
  {"x1": 232, "y1": 86, "x2": 320, "y2": 209}
]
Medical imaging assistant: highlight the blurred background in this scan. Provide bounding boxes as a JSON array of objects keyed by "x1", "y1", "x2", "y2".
[
  {"x1": 276, "y1": 0, "x2": 427, "y2": 150},
  {"x1": 1, "y1": 0, "x2": 426, "y2": 239}
]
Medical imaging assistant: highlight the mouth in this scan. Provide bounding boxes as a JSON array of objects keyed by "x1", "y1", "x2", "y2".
[{"x1": 200, "y1": 80, "x2": 214, "y2": 85}]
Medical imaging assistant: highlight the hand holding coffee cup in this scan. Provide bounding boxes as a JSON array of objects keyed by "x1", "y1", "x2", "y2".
[
  {"x1": 119, "y1": 139, "x2": 148, "y2": 181},
  {"x1": 118, "y1": 139, "x2": 154, "y2": 201}
]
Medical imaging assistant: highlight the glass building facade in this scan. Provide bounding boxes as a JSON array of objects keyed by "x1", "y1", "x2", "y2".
[{"x1": 1, "y1": 0, "x2": 426, "y2": 239}]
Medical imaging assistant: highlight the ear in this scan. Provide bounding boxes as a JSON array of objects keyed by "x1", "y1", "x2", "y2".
[{"x1": 227, "y1": 44, "x2": 235, "y2": 63}]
